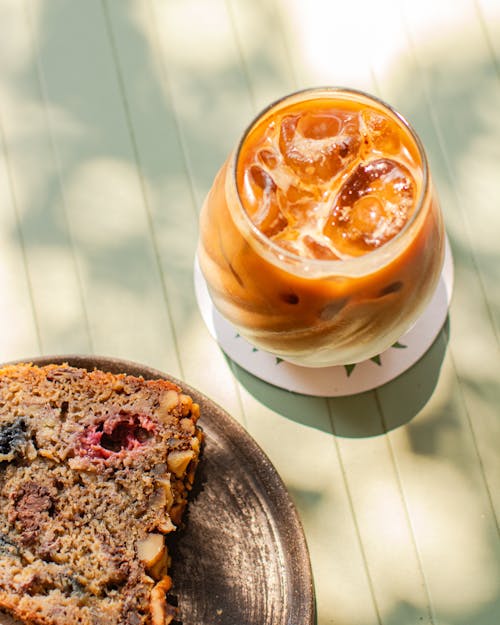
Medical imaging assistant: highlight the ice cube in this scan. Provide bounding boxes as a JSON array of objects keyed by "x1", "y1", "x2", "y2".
[
  {"x1": 324, "y1": 158, "x2": 416, "y2": 256},
  {"x1": 245, "y1": 165, "x2": 288, "y2": 237},
  {"x1": 302, "y1": 235, "x2": 339, "y2": 260},
  {"x1": 362, "y1": 111, "x2": 401, "y2": 155},
  {"x1": 249, "y1": 164, "x2": 276, "y2": 193},
  {"x1": 277, "y1": 184, "x2": 318, "y2": 231},
  {"x1": 297, "y1": 113, "x2": 342, "y2": 140},
  {"x1": 278, "y1": 112, "x2": 361, "y2": 183},
  {"x1": 257, "y1": 148, "x2": 279, "y2": 169},
  {"x1": 273, "y1": 236, "x2": 301, "y2": 256}
]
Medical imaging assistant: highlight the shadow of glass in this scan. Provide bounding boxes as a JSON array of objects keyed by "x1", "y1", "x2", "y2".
[
  {"x1": 229, "y1": 319, "x2": 449, "y2": 437},
  {"x1": 228, "y1": 358, "x2": 333, "y2": 432}
]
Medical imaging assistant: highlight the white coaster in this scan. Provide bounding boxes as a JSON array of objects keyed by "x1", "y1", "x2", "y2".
[{"x1": 194, "y1": 239, "x2": 454, "y2": 397}]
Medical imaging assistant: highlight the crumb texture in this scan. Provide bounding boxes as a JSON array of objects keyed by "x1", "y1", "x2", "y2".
[{"x1": 0, "y1": 363, "x2": 202, "y2": 625}]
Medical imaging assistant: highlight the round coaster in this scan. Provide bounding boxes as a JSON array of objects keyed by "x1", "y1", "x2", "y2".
[{"x1": 194, "y1": 238, "x2": 454, "y2": 397}]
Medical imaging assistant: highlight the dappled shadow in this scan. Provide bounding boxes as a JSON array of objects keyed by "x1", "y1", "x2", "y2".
[
  {"x1": 3, "y1": 0, "x2": 293, "y2": 358},
  {"x1": 2, "y1": 3, "x2": 500, "y2": 625}
]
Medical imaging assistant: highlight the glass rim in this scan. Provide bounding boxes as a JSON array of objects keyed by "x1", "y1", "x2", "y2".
[{"x1": 231, "y1": 86, "x2": 430, "y2": 273}]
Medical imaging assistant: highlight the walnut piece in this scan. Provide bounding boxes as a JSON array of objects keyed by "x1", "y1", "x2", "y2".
[
  {"x1": 166, "y1": 449, "x2": 194, "y2": 478},
  {"x1": 150, "y1": 576, "x2": 174, "y2": 625},
  {"x1": 136, "y1": 533, "x2": 165, "y2": 568}
]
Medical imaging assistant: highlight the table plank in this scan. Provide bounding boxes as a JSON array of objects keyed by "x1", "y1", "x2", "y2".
[
  {"x1": 225, "y1": 0, "x2": 297, "y2": 111},
  {"x1": 401, "y1": 0, "x2": 500, "y2": 519},
  {"x1": 22, "y1": 0, "x2": 187, "y2": 374},
  {"x1": 274, "y1": 0, "x2": 374, "y2": 90},
  {"x1": 0, "y1": 1, "x2": 92, "y2": 356},
  {"x1": 476, "y1": 0, "x2": 500, "y2": 72},
  {"x1": 0, "y1": 123, "x2": 40, "y2": 360}
]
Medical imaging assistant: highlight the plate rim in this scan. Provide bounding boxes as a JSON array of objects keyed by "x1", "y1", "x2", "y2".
[{"x1": 1, "y1": 354, "x2": 316, "y2": 625}]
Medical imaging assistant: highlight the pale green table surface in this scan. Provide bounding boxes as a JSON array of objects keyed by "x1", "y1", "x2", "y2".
[{"x1": 1, "y1": 1, "x2": 499, "y2": 624}]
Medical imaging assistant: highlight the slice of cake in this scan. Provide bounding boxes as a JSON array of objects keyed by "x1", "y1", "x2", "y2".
[{"x1": 0, "y1": 363, "x2": 203, "y2": 625}]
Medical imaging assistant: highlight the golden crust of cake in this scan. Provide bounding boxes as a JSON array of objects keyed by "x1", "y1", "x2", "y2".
[{"x1": 0, "y1": 363, "x2": 203, "y2": 625}]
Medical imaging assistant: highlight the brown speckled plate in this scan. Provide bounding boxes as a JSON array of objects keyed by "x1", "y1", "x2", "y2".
[{"x1": 0, "y1": 355, "x2": 315, "y2": 625}]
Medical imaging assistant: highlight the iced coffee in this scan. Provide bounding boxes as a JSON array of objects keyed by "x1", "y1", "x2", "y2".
[{"x1": 198, "y1": 88, "x2": 444, "y2": 367}]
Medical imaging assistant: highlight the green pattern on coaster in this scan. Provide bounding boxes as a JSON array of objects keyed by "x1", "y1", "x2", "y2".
[
  {"x1": 239, "y1": 336, "x2": 409, "y2": 376},
  {"x1": 392, "y1": 341, "x2": 408, "y2": 349},
  {"x1": 344, "y1": 363, "x2": 356, "y2": 377},
  {"x1": 343, "y1": 341, "x2": 407, "y2": 377}
]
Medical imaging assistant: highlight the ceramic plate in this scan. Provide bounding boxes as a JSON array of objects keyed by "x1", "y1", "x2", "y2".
[{"x1": 0, "y1": 355, "x2": 314, "y2": 625}]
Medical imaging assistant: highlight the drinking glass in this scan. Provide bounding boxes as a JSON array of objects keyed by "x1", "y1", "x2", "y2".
[{"x1": 197, "y1": 88, "x2": 445, "y2": 367}]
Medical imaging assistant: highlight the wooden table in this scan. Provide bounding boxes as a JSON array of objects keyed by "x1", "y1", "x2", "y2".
[{"x1": 1, "y1": 1, "x2": 499, "y2": 624}]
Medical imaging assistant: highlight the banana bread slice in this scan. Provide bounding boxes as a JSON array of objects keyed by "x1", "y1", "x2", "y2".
[{"x1": 0, "y1": 363, "x2": 202, "y2": 625}]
